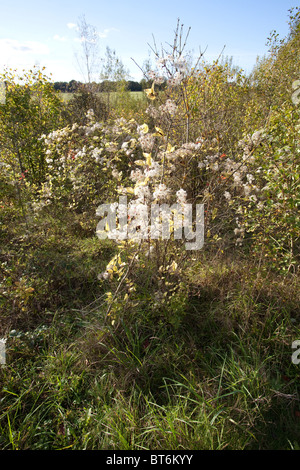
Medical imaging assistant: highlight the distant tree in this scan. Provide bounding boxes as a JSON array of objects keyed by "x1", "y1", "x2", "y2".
[
  {"x1": 100, "y1": 47, "x2": 130, "y2": 113},
  {"x1": 64, "y1": 84, "x2": 108, "y2": 124},
  {"x1": 98, "y1": 80, "x2": 117, "y2": 92},
  {"x1": 100, "y1": 47, "x2": 129, "y2": 84},
  {"x1": 127, "y1": 81, "x2": 142, "y2": 91},
  {"x1": 68, "y1": 80, "x2": 81, "y2": 92},
  {"x1": 53, "y1": 81, "x2": 69, "y2": 92},
  {"x1": 75, "y1": 15, "x2": 100, "y2": 87},
  {"x1": 139, "y1": 78, "x2": 152, "y2": 90}
]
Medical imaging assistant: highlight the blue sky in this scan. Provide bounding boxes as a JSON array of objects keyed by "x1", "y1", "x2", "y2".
[{"x1": 0, "y1": 0, "x2": 297, "y2": 82}]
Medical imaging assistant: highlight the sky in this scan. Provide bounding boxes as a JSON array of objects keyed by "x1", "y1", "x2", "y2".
[{"x1": 0, "y1": 0, "x2": 298, "y2": 82}]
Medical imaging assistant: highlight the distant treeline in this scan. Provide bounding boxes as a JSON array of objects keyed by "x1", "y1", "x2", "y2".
[{"x1": 53, "y1": 79, "x2": 152, "y2": 93}]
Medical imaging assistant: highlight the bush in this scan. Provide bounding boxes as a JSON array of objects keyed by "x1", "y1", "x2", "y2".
[{"x1": 63, "y1": 85, "x2": 108, "y2": 125}]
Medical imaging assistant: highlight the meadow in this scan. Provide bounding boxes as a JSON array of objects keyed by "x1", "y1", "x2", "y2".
[
  {"x1": 60, "y1": 90, "x2": 145, "y2": 102},
  {"x1": 0, "y1": 13, "x2": 299, "y2": 450}
]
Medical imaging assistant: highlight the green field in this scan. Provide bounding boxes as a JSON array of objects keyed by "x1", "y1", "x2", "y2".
[{"x1": 60, "y1": 91, "x2": 145, "y2": 102}]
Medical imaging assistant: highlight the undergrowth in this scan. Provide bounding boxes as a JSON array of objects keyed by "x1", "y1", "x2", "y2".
[{"x1": 0, "y1": 208, "x2": 299, "y2": 450}]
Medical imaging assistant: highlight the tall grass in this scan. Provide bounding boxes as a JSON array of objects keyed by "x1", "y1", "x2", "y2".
[{"x1": 0, "y1": 209, "x2": 299, "y2": 449}]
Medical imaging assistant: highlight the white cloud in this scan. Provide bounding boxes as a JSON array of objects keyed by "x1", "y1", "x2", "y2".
[
  {"x1": 67, "y1": 23, "x2": 77, "y2": 29},
  {"x1": 53, "y1": 34, "x2": 67, "y2": 42},
  {"x1": 97, "y1": 28, "x2": 118, "y2": 38},
  {"x1": 0, "y1": 38, "x2": 49, "y2": 56},
  {"x1": 73, "y1": 27, "x2": 118, "y2": 42},
  {"x1": 0, "y1": 39, "x2": 50, "y2": 71}
]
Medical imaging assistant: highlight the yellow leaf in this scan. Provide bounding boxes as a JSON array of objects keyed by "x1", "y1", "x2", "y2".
[
  {"x1": 166, "y1": 143, "x2": 175, "y2": 153},
  {"x1": 211, "y1": 208, "x2": 218, "y2": 220},
  {"x1": 139, "y1": 123, "x2": 149, "y2": 134},
  {"x1": 154, "y1": 127, "x2": 164, "y2": 137},
  {"x1": 144, "y1": 82, "x2": 156, "y2": 100},
  {"x1": 25, "y1": 287, "x2": 34, "y2": 294},
  {"x1": 144, "y1": 153, "x2": 152, "y2": 166},
  {"x1": 126, "y1": 187, "x2": 135, "y2": 194}
]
